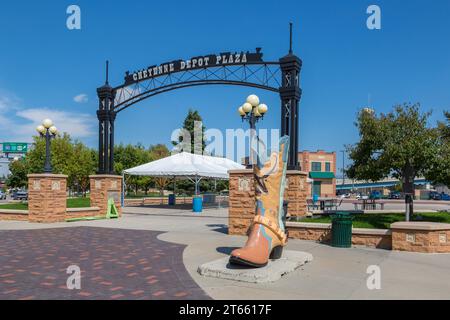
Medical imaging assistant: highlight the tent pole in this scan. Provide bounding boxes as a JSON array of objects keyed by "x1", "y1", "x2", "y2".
[
  {"x1": 173, "y1": 176, "x2": 176, "y2": 196},
  {"x1": 195, "y1": 175, "x2": 199, "y2": 195}
]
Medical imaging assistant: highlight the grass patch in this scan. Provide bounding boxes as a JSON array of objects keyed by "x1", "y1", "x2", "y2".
[
  {"x1": 125, "y1": 193, "x2": 163, "y2": 199},
  {"x1": 0, "y1": 202, "x2": 28, "y2": 210},
  {"x1": 0, "y1": 197, "x2": 91, "y2": 210},
  {"x1": 297, "y1": 212, "x2": 450, "y2": 229},
  {"x1": 67, "y1": 197, "x2": 90, "y2": 208}
]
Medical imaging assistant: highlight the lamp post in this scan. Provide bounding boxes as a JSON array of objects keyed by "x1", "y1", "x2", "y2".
[
  {"x1": 341, "y1": 150, "x2": 345, "y2": 187},
  {"x1": 237, "y1": 94, "x2": 268, "y2": 168},
  {"x1": 36, "y1": 119, "x2": 58, "y2": 173}
]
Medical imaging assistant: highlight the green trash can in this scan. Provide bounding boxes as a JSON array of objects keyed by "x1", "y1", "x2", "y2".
[{"x1": 331, "y1": 212, "x2": 353, "y2": 248}]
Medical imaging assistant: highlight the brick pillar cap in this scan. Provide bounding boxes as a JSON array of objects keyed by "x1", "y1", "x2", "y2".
[
  {"x1": 228, "y1": 169, "x2": 252, "y2": 174},
  {"x1": 89, "y1": 174, "x2": 123, "y2": 179},
  {"x1": 391, "y1": 222, "x2": 450, "y2": 231},
  {"x1": 286, "y1": 170, "x2": 308, "y2": 176},
  {"x1": 27, "y1": 173, "x2": 68, "y2": 178}
]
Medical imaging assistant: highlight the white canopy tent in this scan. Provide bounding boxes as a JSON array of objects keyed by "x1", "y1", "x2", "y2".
[{"x1": 123, "y1": 152, "x2": 245, "y2": 197}]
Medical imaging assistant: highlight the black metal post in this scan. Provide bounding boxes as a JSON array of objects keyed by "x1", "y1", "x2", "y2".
[
  {"x1": 44, "y1": 129, "x2": 52, "y2": 173},
  {"x1": 279, "y1": 23, "x2": 302, "y2": 170},
  {"x1": 97, "y1": 61, "x2": 116, "y2": 174}
]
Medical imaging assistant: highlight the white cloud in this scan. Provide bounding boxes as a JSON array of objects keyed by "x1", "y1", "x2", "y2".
[
  {"x1": 16, "y1": 108, "x2": 95, "y2": 139},
  {"x1": 0, "y1": 92, "x2": 95, "y2": 142},
  {"x1": 73, "y1": 93, "x2": 88, "y2": 103}
]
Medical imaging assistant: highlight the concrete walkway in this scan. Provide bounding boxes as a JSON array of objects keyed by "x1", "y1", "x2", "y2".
[{"x1": 1, "y1": 208, "x2": 450, "y2": 300}]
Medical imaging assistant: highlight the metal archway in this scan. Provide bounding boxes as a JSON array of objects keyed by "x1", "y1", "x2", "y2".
[{"x1": 97, "y1": 41, "x2": 302, "y2": 174}]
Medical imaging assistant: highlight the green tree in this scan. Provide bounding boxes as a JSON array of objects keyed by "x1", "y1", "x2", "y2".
[
  {"x1": 148, "y1": 144, "x2": 170, "y2": 160},
  {"x1": 70, "y1": 141, "x2": 96, "y2": 196},
  {"x1": 346, "y1": 104, "x2": 439, "y2": 196},
  {"x1": 114, "y1": 143, "x2": 151, "y2": 194},
  {"x1": 16, "y1": 133, "x2": 96, "y2": 193},
  {"x1": 172, "y1": 109, "x2": 206, "y2": 154},
  {"x1": 426, "y1": 111, "x2": 450, "y2": 187},
  {"x1": 6, "y1": 158, "x2": 28, "y2": 189},
  {"x1": 26, "y1": 133, "x2": 74, "y2": 176}
]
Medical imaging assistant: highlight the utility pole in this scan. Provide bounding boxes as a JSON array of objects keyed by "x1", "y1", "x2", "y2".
[{"x1": 341, "y1": 150, "x2": 345, "y2": 187}]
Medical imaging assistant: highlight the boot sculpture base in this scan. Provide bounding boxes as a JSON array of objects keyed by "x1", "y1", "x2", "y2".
[
  {"x1": 230, "y1": 136, "x2": 290, "y2": 267},
  {"x1": 199, "y1": 250, "x2": 313, "y2": 283}
]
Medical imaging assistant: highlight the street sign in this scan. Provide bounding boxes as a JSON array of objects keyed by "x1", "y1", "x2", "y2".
[{"x1": 2, "y1": 142, "x2": 28, "y2": 153}]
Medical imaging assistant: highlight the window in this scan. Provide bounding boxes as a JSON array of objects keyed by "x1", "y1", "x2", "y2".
[
  {"x1": 311, "y1": 162, "x2": 321, "y2": 172},
  {"x1": 325, "y1": 162, "x2": 331, "y2": 172}
]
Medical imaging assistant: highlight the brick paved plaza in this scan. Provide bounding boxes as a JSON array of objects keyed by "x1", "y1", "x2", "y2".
[{"x1": 0, "y1": 226, "x2": 209, "y2": 300}]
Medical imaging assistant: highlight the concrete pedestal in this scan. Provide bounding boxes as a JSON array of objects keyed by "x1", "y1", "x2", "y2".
[
  {"x1": 28, "y1": 174, "x2": 68, "y2": 223},
  {"x1": 89, "y1": 175, "x2": 123, "y2": 216},
  {"x1": 198, "y1": 250, "x2": 313, "y2": 283}
]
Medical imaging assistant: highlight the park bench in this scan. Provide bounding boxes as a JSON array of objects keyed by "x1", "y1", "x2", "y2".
[{"x1": 353, "y1": 199, "x2": 385, "y2": 211}]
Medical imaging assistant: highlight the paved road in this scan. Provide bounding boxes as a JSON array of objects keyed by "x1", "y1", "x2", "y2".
[{"x1": 1, "y1": 207, "x2": 450, "y2": 299}]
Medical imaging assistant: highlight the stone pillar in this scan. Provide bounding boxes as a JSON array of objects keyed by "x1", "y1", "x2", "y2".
[
  {"x1": 229, "y1": 170, "x2": 255, "y2": 235},
  {"x1": 285, "y1": 170, "x2": 308, "y2": 218},
  {"x1": 89, "y1": 175, "x2": 123, "y2": 216},
  {"x1": 28, "y1": 174, "x2": 68, "y2": 223},
  {"x1": 228, "y1": 169, "x2": 308, "y2": 236}
]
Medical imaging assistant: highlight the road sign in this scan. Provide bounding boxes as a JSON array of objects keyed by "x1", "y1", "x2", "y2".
[{"x1": 2, "y1": 142, "x2": 28, "y2": 153}]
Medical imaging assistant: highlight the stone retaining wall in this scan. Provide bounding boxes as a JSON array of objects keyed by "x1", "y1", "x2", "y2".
[
  {"x1": 285, "y1": 222, "x2": 392, "y2": 249},
  {"x1": 0, "y1": 209, "x2": 29, "y2": 221},
  {"x1": 65, "y1": 207, "x2": 101, "y2": 220}
]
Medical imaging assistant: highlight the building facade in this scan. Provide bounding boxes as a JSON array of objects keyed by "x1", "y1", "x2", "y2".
[{"x1": 299, "y1": 150, "x2": 336, "y2": 198}]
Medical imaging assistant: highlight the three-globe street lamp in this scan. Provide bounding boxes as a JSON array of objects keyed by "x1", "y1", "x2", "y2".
[
  {"x1": 237, "y1": 94, "x2": 268, "y2": 168},
  {"x1": 36, "y1": 119, "x2": 58, "y2": 173}
]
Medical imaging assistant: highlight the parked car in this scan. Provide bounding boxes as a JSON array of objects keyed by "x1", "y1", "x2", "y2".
[
  {"x1": 369, "y1": 191, "x2": 382, "y2": 200},
  {"x1": 389, "y1": 191, "x2": 401, "y2": 199},
  {"x1": 440, "y1": 193, "x2": 450, "y2": 201},
  {"x1": 429, "y1": 191, "x2": 442, "y2": 201},
  {"x1": 12, "y1": 191, "x2": 28, "y2": 201},
  {"x1": 0, "y1": 190, "x2": 6, "y2": 200}
]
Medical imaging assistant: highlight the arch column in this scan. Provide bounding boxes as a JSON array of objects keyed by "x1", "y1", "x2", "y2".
[
  {"x1": 279, "y1": 52, "x2": 302, "y2": 170},
  {"x1": 97, "y1": 83, "x2": 116, "y2": 174}
]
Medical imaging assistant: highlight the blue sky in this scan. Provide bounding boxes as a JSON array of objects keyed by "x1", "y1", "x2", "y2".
[{"x1": 0, "y1": 0, "x2": 449, "y2": 174}]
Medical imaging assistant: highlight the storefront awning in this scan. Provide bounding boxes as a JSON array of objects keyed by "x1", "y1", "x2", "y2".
[{"x1": 309, "y1": 172, "x2": 335, "y2": 179}]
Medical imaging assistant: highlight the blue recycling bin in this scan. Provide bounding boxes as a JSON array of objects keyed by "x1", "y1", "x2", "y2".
[
  {"x1": 192, "y1": 196, "x2": 203, "y2": 213},
  {"x1": 168, "y1": 194, "x2": 176, "y2": 205}
]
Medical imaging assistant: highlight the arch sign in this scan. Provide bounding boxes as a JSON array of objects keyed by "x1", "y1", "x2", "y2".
[
  {"x1": 96, "y1": 28, "x2": 302, "y2": 174},
  {"x1": 126, "y1": 50, "x2": 264, "y2": 85}
]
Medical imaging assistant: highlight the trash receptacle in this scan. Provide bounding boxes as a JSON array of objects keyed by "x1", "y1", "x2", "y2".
[
  {"x1": 168, "y1": 194, "x2": 176, "y2": 206},
  {"x1": 193, "y1": 196, "x2": 203, "y2": 213},
  {"x1": 331, "y1": 212, "x2": 353, "y2": 248}
]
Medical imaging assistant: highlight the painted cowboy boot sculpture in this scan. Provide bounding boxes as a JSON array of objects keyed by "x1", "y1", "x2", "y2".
[{"x1": 229, "y1": 135, "x2": 290, "y2": 267}]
